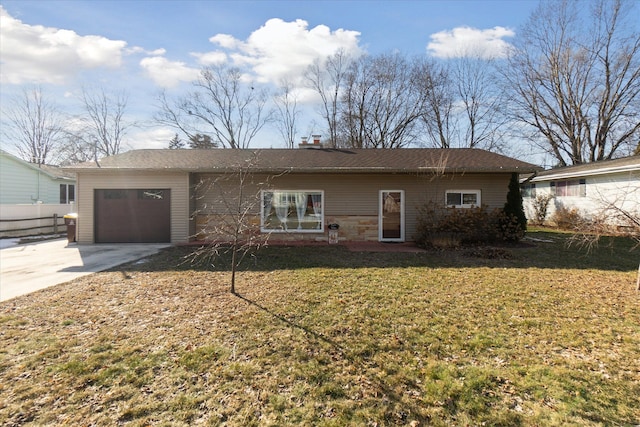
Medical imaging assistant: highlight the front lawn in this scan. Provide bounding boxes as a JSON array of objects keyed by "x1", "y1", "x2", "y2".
[{"x1": 1, "y1": 230, "x2": 639, "y2": 426}]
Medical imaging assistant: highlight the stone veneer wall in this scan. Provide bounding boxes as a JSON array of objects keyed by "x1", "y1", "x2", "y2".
[
  {"x1": 194, "y1": 214, "x2": 380, "y2": 243},
  {"x1": 325, "y1": 215, "x2": 379, "y2": 242}
]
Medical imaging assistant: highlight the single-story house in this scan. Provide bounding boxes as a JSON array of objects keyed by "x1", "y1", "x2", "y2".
[
  {"x1": 66, "y1": 148, "x2": 540, "y2": 244},
  {"x1": 521, "y1": 155, "x2": 640, "y2": 226},
  {"x1": 0, "y1": 149, "x2": 76, "y2": 205}
]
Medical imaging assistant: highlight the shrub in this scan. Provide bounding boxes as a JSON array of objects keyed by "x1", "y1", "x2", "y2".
[
  {"x1": 415, "y1": 197, "x2": 531, "y2": 248},
  {"x1": 496, "y1": 210, "x2": 526, "y2": 242},
  {"x1": 531, "y1": 194, "x2": 554, "y2": 225},
  {"x1": 437, "y1": 205, "x2": 500, "y2": 243},
  {"x1": 415, "y1": 202, "x2": 505, "y2": 248},
  {"x1": 504, "y1": 173, "x2": 527, "y2": 232},
  {"x1": 552, "y1": 206, "x2": 583, "y2": 230}
]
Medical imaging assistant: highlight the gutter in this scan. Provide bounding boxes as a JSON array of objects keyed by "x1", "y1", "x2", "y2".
[{"x1": 530, "y1": 164, "x2": 639, "y2": 182}]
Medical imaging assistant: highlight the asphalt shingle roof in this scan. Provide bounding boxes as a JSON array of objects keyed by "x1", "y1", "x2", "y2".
[
  {"x1": 66, "y1": 148, "x2": 541, "y2": 174},
  {"x1": 1, "y1": 149, "x2": 75, "y2": 180},
  {"x1": 532, "y1": 155, "x2": 640, "y2": 180}
]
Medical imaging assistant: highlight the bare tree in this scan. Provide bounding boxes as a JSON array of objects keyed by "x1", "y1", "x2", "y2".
[
  {"x1": 305, "y1": 49, "x2": 353, "y2": 147},
  {"x1": 417, "y1": 55, "x2": 508, "y2": 151},
  {"x1": 504, "y1": 0, "x2": 640, "y2": 166},
  {"x1": 274, "y1": 78, "x2": 300, "y2": 148},
  {"x1": 79, "y1": 87, "x2": 132, "y2": 162},
  {"x1": 565, "y1": 176, "x2": 640, "y2": 289},
  {"x1": 452, "y1": 56, "x2": 508, "y2": 151},
  {"x1": 157, "y1": 64, "x2": 271, "y2": 149},
  {"x1": 339, "y1": 53, "x2": 425, "y2": 148},
  {"x1": 189, "y1": 153, "x2": 280, "y2": 293},
  {"x1": 416, "y1": 60, "x2": 457, "y2": 148},
  {"x1": 57, "y1": 132, "x2": 96, "y2": 165},
  {"x1": 3, "y1": 87, "x2": 64, "y2": 165}
]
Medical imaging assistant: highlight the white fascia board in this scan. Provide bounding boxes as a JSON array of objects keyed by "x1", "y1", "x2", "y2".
[{"x1": 530, "y1": 164, "x2": 640, "y2": 182}]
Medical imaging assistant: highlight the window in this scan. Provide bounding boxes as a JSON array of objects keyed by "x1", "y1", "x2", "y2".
[
  {"x1": 445, "y1": 190, "x2": 481, "y2": 208},
  {"x1": 521, "y1": 183, "x2": 536, "y2": 198},
  {"x1": 551, "y1": 179, "x2": 586, "y2": 197},
  {"x1": 261, "y1": 190, "x2": 323, "y2": 232},
  {"x1": 103, "y1": 189, "x2": 128, "y2": 199},
  {"x1": 138, "y1": 190, "x2": 165, "y2": 200},
  {"x1": 59, "y1": 184, "x2": 75, "y2": 204}
]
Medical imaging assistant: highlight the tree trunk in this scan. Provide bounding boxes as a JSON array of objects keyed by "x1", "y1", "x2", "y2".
[{"x1": 231, "y1": 244, "x2": 237, "y2": 294}]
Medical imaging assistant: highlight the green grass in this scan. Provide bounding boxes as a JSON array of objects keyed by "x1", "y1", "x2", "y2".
[{"x1": 0, "y1": 229, "x2": 639, "y2": 426}]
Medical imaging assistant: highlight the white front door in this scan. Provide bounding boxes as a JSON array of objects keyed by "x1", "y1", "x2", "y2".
[{"x1": 379, "y1": 190, "x2": 404, "y2": 242}]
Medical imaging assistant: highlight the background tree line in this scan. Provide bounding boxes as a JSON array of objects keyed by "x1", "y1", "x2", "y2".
[
  {"x1": 3, "y1": 86, "x2": 133, "y2": 167},
  {"x1": 3, "y1": 0, "x2": 639, "y2": 168}
]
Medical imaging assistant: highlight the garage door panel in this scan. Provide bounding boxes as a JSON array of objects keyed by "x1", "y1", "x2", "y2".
[{"x1": 95, "y1": 189, "x2": 170, "y2": 243}]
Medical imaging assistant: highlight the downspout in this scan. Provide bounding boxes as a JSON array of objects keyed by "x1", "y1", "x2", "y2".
[{"x1": 37, "y1": 166, "x2": 41, "y2": 203}]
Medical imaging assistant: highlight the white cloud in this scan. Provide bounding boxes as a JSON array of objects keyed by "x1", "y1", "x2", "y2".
[
  {"x1": 192, "y1": 51, "x2": 227, "y2": 66},
  {"x1": 127, "y1": 46, "x2": 166, "y2": 56},
  {"x1": 0, "y1": 6, "x2": 128, "y2": 84},
  {"x1": 427, "y1": 26, "x2": 515, "y2": 59},
  {"x1": 139, "y1": 56, "x2": 200, "y2": 88},
  {"x1": 139, "y1": 18, "x2": 362, "y2": 90},
  {"x1": 203, "y1": 18, "x2": 362, "y2": 84},
  {"x1": 209, "y1": 34, "x2": 240, "y2": 50},
  {"x1": 124, "y1": 127, "x2": 177, "y2": 150}
]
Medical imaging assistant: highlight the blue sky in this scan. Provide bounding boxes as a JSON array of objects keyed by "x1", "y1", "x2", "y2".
[{"x1": 0, "y1": 0, "x2": 540, "y2": 154}]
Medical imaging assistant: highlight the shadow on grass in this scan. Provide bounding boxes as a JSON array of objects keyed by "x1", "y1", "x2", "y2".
[
  {"x1": 235, "y1": 293, "x2": 344, "y2": 352},
  {"x1": 234, "y1": 292, "x2": 451, "y2": 424},
  {"x1": 121, "y1": 230, "x2": 638, "y2": 274}
]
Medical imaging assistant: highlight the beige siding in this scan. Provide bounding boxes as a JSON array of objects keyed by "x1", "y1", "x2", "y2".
[
  {"x1": 76, "y1": 171, "x2": 190, "y2": 244},
  {"x1": 194, "y1": 172, "x2": 511, "y2": 242}
]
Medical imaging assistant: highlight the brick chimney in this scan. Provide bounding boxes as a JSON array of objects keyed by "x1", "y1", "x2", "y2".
[{"x1": 298, "y1": 135, "x2": 323, "y2": 149}]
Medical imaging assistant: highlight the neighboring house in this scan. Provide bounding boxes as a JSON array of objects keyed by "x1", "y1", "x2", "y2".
[
  {"x1": 0, "y1": 149, "x2": 76, "y2": 205},
  {"x1": 521, "y1": 155, "x2": 640, "y2": 226},
  {"x1": 66, "y1": 148, "x2": 540, "y2": 244}
]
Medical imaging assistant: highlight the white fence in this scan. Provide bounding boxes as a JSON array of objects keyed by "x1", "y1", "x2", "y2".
[{"x1": 0, "y1": 204, "x2": 75, "y2": 238}]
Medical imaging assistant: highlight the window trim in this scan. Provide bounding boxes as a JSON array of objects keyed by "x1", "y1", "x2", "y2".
[
  {"x1": 551, "y1": 179, "x2": 586, "y2": 197},
  {"x1": 521, "y1": 183, "x2": 536, "y2": 198},
  {"x1": 260, "y1": 190, "x2": 325, "y2": 233},
  {"x1": 379, "y1": 190, "x2": 405, "y2": 242},
  {"x1": 445, "y1": 189, "x2": 481, "y2": 208},
  {"x1": 59, "y1": 183, "x2": 75, "y2": 204}
]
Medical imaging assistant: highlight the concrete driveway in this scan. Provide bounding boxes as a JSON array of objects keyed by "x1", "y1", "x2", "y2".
[{"x1": 0, "y1": 238, "x2": 170, "y2": 302}]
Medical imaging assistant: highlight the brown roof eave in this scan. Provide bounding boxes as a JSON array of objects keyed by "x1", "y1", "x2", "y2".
[{"x1": 69, "y1": 166, "x2": 540, "y2": 174}]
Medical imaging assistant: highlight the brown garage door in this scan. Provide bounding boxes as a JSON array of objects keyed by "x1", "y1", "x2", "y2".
[{"x1": 95, "y1": 189, "x2": 171, "y2": 243}]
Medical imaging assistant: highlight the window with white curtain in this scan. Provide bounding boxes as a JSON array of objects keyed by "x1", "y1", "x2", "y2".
[
  {"x1": 261, "y1": 190, "x2": 324, "y2": 232},
  {"x1": 550, "y1": 179, "x2": 586, "y2": 197}
]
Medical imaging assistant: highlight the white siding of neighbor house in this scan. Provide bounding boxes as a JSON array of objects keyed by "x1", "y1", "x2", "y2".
[
  {"x1": 76, "y1": 171, "x2": 190, "y2": 243},
  {"x1": 523, "y1": 170, "x2": 640, "y2": 226},
  {"x1": 194, "y1": 172, "x2": 512, "y2": 241},
  {"x1": 0, "y1": 152, "x2": 74, "y2": 205}
]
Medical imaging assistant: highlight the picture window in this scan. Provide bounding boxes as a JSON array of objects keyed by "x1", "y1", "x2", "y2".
[{"x1": 261, "y1": 190, "x2": 324, "y2": 232}]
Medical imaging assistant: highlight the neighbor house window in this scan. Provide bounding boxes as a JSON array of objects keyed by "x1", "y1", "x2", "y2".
[
  {"x1": 521, "y1": 183, "x2": 536, "y2": 198},
  {"x1": 445, "y1": 190, "x2": 481, "y2": 208},
  {"x1": 261, "y1": 190, "x2": 324, "y2": 232},
  {"x1": 550, "y1": 179, "x2": 586, "y2": 197},
  {"x1": 59, "y1": 184, "x2": 75, "y2": 204}
]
